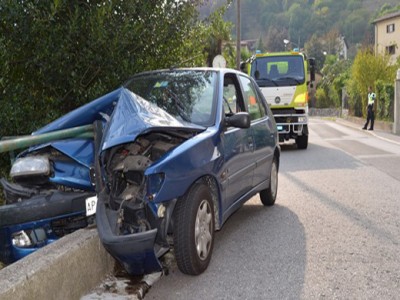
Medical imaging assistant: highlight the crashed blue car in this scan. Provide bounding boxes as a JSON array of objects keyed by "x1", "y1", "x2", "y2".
[
  {"x1": 1, "y1": 68, "x2": 280, "y2": 275},
  {"x1": 95, "y1": 68, "x2": 280, "y2": 275}
]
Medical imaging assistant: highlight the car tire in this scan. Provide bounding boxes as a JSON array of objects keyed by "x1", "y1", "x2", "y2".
[
  {"x1": 260, "y1": 156, "x2": 278, "y2": 206},
  {"x1": 173, "y1": 183, "x2": 215, "y2": 275}
]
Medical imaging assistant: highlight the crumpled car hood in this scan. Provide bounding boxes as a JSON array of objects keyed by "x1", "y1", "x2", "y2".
[
  {"x1": 100, "y1": 88, "x2": 205, "y2": 151},
  {"x1": 33, "y1": 87, "x2": 204, "y2": 152}
]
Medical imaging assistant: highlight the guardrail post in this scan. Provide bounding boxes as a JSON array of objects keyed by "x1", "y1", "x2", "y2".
[{"x1": 394, "y1": 69, "x2": 400, "y2": 135}]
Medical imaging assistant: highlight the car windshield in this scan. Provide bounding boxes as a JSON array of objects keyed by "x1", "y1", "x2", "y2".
[
  {"x1": 125, "y1": 70, "x2": 217, "y2": 127},
  {"x1": 251, "y1": 55, "x2": 305, "y2": 87}
]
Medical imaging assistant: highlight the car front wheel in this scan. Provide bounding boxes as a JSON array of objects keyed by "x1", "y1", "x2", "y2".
[
  {"x1": 173, "y1": 183, "x2": 215, "y2": 275},
  {"x1": 260, "y1": 156, "x2": 278, "y2": 206}
]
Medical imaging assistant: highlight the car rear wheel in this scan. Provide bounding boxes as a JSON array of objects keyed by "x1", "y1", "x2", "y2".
[
  {"x1": 260, "y1": 156, "x2": 278, "y2": 206},
  {"x1": 173, "y1": 183, "x2": 215, "y2": 275}
]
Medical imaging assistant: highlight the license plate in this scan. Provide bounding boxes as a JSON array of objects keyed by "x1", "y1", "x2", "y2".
[
  {"x1": 85, "y1": 196, "x2": 98, "y2": 216},
  {"x1": 277, "y1": 125, "x2": 283, "y2": 131}
]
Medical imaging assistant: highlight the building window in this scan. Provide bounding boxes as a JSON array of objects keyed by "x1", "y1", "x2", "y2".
[
  {"x1": 387, "y1": 24, "x2": 395, "y2": 33},
  {"x1": 386, "y1": 45, "x2": 396, "y2": 55}
]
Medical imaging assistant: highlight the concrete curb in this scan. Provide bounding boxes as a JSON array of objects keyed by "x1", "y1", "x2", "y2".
[
  {"x1": 342, "y1": 115, "x2": 393, "y2": 132},
  {"x1": 0, "y1": 227, "x2": 115, "y2": 300},
  {"x1": 334, "y1": 117, "x2": 400, "y2": 146}
]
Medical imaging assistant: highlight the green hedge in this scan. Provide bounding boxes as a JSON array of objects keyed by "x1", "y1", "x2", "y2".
[{"x1": 375, "y1": 80, "x2": 394, "y2": 122}]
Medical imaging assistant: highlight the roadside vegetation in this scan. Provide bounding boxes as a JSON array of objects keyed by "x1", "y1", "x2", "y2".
[{"x1": 0, "y1": 0, "x2": 233, "y2": 183}]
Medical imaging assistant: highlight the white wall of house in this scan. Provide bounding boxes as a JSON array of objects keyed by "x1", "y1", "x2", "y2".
[{"x1": 374, "y1": 11, "x2": 400, "y2": 65}]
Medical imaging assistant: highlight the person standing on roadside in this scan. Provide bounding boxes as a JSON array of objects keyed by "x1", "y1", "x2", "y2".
[{"x1": 363, "y1": 86, "x2": 375, "y2": 131}]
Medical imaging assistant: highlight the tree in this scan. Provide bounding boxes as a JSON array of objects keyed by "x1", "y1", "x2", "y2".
[
  {"x1": 321, "y1": 29, "x2": 340, "y2": 55},
  {"x1": 287, "y1": 3, "x2": 313, "y2": 47},
  {"x1": 340, "y1": 9, "x2": 371, "y2": 45},
  {"x1": 317, "y1": 58, "x2": 351, "y2": 108},
  {"x1": 256, "y1": 36, "x2": 265, "y2": 53},
  {"x1": 304, "y1": 34, "x2": 325, "y2": 72},
  {"x1": 346, "y1": 49, "x2": 400, "y2": 117},
  {"x1": 0, "y1": 0, "x2": 231, "y2": 177},
  {"x1": 203, "y1": 4, "x2": 233, "y2": 67},
  {"x1": 264, "y1": 27, "x2": 289, "y2": 52},
  {"x1": 0, "y1": 1, "x2": 216, "y2": 132},
  {"x1": 376, "y1": 3, "x2": 400, "y2": 17}
]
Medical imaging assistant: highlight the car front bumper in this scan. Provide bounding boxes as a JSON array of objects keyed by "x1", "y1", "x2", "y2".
[{"x1": 96, "y1": 198, "x2": 163, "y2": 275}]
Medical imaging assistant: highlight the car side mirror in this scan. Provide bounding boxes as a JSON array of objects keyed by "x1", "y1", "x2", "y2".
[{"x1": 225, "y1": 112, "x2": 250, "y2": 128}]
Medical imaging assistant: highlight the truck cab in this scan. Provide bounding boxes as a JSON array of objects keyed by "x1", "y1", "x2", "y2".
[{"x1": 243, "y1": 51, "x2": 315, "y2": 149}]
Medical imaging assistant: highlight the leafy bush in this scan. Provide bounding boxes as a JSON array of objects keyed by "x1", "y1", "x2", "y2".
[
  {"x1": 0, "y1": 1, "x2": 230, "y2": 179},
  {"x1": 315, "y1": 87, "x2": 329, "y2": 108},
  {"x1": 375, "y1": 80, "x2": 394, "y2": 121},
  {"x1": 316, "y1": 57, "x2": 351, "y2": 108},
  {"x1": 346, "y1": 48, "x2": 399, "y2": 118}
]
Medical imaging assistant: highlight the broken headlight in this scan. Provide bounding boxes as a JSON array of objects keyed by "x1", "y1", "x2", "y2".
[
  {"x1": 11, "y1": 228, "x2": 47, "y2": 248},
  {"x1": 10, "y1": 156, "x2": 50, "y2": 179}
]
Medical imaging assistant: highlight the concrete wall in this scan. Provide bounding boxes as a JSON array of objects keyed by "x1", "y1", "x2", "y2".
[
  {"x1": 0, "y1": 227, "x2": 115, "y2": 300},
  {"x1": 309, "y1": 108, "x2": 341, "y2": 117}
]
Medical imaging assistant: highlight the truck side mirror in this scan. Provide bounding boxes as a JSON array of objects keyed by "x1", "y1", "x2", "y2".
[
  {"x1": 308, "y1": 58, "x2": 316, "y2": 82},
  {"x1": 240, "y1": 62, "x2": 247, "y2": 73}
]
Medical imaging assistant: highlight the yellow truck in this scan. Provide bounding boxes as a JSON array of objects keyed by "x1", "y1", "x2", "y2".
[{"x1": 242, "y1": 51, "x2": 315, "y2": 149}]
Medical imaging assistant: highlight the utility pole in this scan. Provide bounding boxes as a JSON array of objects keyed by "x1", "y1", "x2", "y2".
[{"x1": 236, "y1": 0, "x2": 241, "y2": 70}]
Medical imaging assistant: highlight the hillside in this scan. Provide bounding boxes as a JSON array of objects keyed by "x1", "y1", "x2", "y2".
[{"x1": 199, "y1": 0, "x2": 400, "y2": 55}]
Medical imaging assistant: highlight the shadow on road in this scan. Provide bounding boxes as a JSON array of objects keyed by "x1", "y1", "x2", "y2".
[
  {"x1": 146, "y1": 201, "x2": 306, "y2": 300},
  {"x1": 280, "y1": 142, "x2": 361, "y2": 173}
]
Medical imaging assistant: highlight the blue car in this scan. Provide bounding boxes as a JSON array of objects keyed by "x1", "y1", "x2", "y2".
[
  {"x1": 0, "y1": 68, "x2": 280, "y2": 275},
  {"x1": 94, "y1": 68, "x2": 280, "y2": 275}
]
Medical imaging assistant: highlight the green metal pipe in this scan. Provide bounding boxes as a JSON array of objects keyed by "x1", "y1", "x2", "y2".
[{"x1": 0, "y1": 124, "x2": 94, "y2": 153}]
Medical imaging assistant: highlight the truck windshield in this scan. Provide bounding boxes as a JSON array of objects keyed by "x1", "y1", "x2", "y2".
[{"x1": 251, "y1": 55, "x2": 305, "y2": 87}]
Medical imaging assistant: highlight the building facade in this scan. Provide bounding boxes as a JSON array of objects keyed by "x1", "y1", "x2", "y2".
[{"x1": 373, "y1": 11, "x2": 400, "y2": 64}]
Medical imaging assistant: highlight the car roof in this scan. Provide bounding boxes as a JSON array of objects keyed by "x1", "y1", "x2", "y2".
[{"x1": 124, "y1": 67, "x2": 247, "y2": 83}]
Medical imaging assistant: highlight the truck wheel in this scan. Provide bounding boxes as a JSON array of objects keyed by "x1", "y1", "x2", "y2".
[
  {"x1": 173, "y1": 183, "x2": 215, "y2": 275},
  {"x1": 296, "y1": 134, "x2": 308, "y2": 149},
  {"x1": 260, "y1": 156, "x2": 278, "y2": 206}
]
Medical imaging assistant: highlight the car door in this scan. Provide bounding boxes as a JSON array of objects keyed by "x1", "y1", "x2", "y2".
[
  {"x1": 238, "y1": 75, "x2": 275, "y2": 188},
  {"x1": 220, "y1": 73, "x2": 255, "y2": 218}
]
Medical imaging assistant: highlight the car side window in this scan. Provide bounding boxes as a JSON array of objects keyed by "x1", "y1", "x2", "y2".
[
  {"x1": 223, "y1": 75, "x2": 244, "y2": 115},
  {"x1": 238, "y1": 76, "x2": 266, "y2": 121}
]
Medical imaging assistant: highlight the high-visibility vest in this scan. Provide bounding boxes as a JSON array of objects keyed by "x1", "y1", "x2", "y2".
[{"x1": 368, "y1": 93, "x2": 375, "y2": 106}]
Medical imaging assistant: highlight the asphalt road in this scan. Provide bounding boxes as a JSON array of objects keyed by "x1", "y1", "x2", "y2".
[{"x1": 143, "y1": 118, "x2": 400, "y2": 300}]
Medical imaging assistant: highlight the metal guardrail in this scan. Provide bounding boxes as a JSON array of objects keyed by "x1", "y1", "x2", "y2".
[{"x1": 0, "y1": 125, "x2": 94, "y2": 154}]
